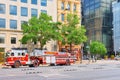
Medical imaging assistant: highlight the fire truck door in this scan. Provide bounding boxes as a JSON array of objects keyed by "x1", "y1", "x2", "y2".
[
  {"x1": 51, "y1": 56, "x2": 56, "y2": 63},
  {"x1": 46, "y1": 56, "x2": 56, "y2": 64}
]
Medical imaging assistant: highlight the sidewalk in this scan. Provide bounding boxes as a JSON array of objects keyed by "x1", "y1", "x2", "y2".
[
  {"x1": 75, "y1": 60, "x2": 120, "y2": 65},
  {"x1": 0, "y1": 64, "x2": 2, "y2": 68}
]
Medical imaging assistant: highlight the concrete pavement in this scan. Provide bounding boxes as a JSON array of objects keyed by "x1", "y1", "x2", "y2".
[{"x1": 76, "y1": 60, "x2": 120, "y2": 65}]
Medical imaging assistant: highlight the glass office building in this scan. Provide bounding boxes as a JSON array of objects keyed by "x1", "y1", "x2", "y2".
[
  {"x1": 82, "y1": 0, "x2": 115, "y2": 52},
  {"x1": 112, "y1": 1, "x2": 120, "y2": 53}
]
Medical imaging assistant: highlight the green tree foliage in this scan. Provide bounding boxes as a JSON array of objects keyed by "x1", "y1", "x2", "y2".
[
  {"x1": 21, "y1": 13, "x2": 62, "y2": 49},
  {"x1": 90, "y1": 41, "x2": 107, "y2": 55},
  {"x1": 61, "y1": 13, "x2": 87, "y2": 50}
]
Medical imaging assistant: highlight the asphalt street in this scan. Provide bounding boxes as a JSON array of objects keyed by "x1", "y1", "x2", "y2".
[{"x1": 0, "y1": 60, "x2": 120, "y2": 80}]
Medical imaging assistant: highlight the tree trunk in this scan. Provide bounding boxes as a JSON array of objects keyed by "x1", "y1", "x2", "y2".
[
  {"x1": 70, "y1": 43, "x2": 72, "y2": 52},
  {"x1": 39, "y1": 40, "x2": 43, "y2": 50}
]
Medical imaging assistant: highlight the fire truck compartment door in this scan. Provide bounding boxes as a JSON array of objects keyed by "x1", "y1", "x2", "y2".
[{"x1": 46, "y1": 56, "x2": 56, "y2": 64}]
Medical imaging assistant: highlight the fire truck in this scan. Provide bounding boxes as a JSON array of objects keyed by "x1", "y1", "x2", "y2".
[{"x1": 4, "y1": 48, "x2": 77, "y2": 68}]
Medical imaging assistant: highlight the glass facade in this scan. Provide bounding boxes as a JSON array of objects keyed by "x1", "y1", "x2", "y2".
[
  {"x1": 82, "y1": 0, "x2": 114, "y2": 52},
  {"x1": 0, "y1": 4, "x2": 5, "y2": 14},
  {"x1": 10, "y1": 5, "x2": 17, "y2": 15},
  {"x1": 21, "y1": 7, "x2": 28, "y2": 16},
  {"x1": 113, "y1": 2, "x2": 120, "y2": 52},
  {"x1": 41, "y1": 0, "x2": 47, "y2": 6},
  {"x1": 31, "y1": 8, "x2": 38, "y2": 17},
  {"x1": 10, "y1": 20, "x2": 17, "y2": 29},
  {"x1": 0, "y1": 18, "x2": 5, "y2": 28}
]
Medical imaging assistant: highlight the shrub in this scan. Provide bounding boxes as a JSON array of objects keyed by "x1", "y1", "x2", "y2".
[{"x1": 0, "y1": 52, "x2": 4, "y2": 63}]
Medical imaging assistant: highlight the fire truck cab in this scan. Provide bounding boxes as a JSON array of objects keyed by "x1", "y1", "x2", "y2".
[{"x1": 4, "y1": 48, "x2": 30, "y2": 68}]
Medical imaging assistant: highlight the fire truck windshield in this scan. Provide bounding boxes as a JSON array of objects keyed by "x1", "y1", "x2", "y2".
[{"x1": 5, "y1": 52, "x2": 10, "y2": 57}]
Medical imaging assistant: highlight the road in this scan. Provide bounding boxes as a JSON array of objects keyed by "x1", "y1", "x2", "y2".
[{"x1": 0, "y1": 60, "x2": 120, "y2": 80}]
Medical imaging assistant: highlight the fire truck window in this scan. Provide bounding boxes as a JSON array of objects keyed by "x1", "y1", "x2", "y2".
[
  {"x1": 11, "y1": 53, "x2": 14, "y2": 56},
  {"x1": 18, "y1": 53, "x2": 20, "y2": 56},
  {"x1": 22, "y1": 53, "x2": 25, "y2": 56}
]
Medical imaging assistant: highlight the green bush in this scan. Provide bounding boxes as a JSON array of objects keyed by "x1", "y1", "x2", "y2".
[{"x1": 0, "y1": 52, "x2": 4, "y2": 63}]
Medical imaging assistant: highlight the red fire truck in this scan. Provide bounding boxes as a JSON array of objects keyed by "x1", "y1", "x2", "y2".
[{"x1": 3, "y1": 48, "x2": 77, "y2": 68}]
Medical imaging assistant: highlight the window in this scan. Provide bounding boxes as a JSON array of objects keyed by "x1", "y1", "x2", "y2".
[
  {"x1": 21, "y1": 21, "x2": 27, "y2": 29},
  {"x1": 41, "y1": 10, "x2": 47, "y2": 14},
  {"x1": 10, "y1": 20, "x2": 17, "y2": 29},
  {"x1": 18, "y1": 53, "x2": 20, "y2": 56},
  {"x1": 41, "y1": 0, "x2": 47, "y2": 6},
  {"x1": 21, "y1": 7, "x2": 28, "y2": 16},
  {"x1": 0, "y1": 18, "x2": 5, "y2": 28},
  {"x1": 0, "y1": 4, "x2": 5, "y2": 14},
  {"x1": 22, "y1": 52, "x2": 25, "y2": 56},
  {"x1": 67, "y1": 3, "x2": 70, "y2": 10},
  {"x1": 74, "y1": 4, "x2": 76, "y2": 11},
  {"x1": 11, "y1": 37, "x2": 16, "y2": 44},
  {"x1": 21, "y1": 0, "x2": 27, "y2": 3},
  {"x1": 0, "y1": 36, "x2": 5, "y2": 44},
  {"x1": 11, "y1": 53, "x2": 14, "y2": 56},
  {"x1": 61, "y1": 2, "x2": 64, "y2": 10},
  {"x1": 10, "y1": 5, "x2": 17, "y2": 15},
  {"x1": 31, "y1": 0, "x2": 37, "y2": 5},
  {"x1": 31, "y1": 8, "x2": 38, "y2": 17},
  {"x1": 11, "y1": 0, "x2": 17, "y2": 1},
  {"x1": 61, "y1": 14, "x2": 64, "y2": 21}
]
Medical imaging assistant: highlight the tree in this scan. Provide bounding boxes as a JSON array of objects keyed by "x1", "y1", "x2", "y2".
[
  {"x1": 61, "y1": 13, "x2": 87, "y2": 51},
  {"x1": 21, "y1": 13, "x2": 62, "y2": 50},
  {"x1": 90, "y1": 41, "x2": 107, "y2": 61}
]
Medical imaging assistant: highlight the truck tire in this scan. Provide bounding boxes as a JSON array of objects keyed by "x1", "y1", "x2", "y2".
[
  {"x1": 66, "y1": 59, "x2": 70, "y2": 66},
  {"x1": 12, "y1": 61, "x2": 21, "y2": 68},
  {"x1": 33, "y1": 60, "x2": 39, "y2": 67}
]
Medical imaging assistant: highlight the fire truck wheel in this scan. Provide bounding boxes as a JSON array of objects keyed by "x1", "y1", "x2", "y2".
[
  {"x1": 13, "y1": 61, "x2": 21, "y2": 68},
  {"x1": 66, "y1": 59, "x2": 70, "y2": 66},
  {"x1": 33, "y1": 60, "x2": 39, "y2": 67}
]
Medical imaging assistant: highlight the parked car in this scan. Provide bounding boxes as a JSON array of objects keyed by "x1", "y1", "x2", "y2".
[{"x1": 114, "y1": 55, "x2": 120, "y2": 60}]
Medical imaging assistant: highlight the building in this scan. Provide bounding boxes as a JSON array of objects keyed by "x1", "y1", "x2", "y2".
[
  {"x1": 57, "y1": 0, "x2": 81, "y2": 23},
  {"x1": 0, "y1": 0, "x2": 57, "y2": 52},
  {"x1": 112, "y1": 0, "x2": 120, "y2": 54},
  {"x1": 57, "y1": 0, "x2": 81, "y2": 51},
  {"x1": 82, "y1": 0, "x2": 115, "y2": 52},
  {"x1": 0, "y1": 0, "x2": 82, "y2": 53}
]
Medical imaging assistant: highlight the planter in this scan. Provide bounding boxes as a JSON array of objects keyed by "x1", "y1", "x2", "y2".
[
  {"x1": 111, "y1": 55, "x2": 115, "y2": 60},
  {"x1": 104, "y1": 55, "x2": 108, "y2": 60}
]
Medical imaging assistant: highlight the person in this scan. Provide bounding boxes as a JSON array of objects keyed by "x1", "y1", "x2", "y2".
[{"x1": 87, "y1": 51, "x2": 91, "y2": 64}]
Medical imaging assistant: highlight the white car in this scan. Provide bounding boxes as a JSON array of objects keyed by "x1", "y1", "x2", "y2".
[{"x1": 115, "y1": 55, "x2": 120, "y2": 60}]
